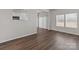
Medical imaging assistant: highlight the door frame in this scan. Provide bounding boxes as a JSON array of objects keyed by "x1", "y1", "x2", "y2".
[{"x1": 37, "y1": 13, "x2": 49, "y2": 30}]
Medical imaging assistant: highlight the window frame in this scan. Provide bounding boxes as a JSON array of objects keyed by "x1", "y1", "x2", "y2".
[
  {"x1": 56, "y1": 14, "x2": 65, "y2": 27},
  {"x1": 65, "y1": 13, "x2": 78, "y2": 29},
  {"x1": 55, "y1": 13, "x2": 78, "y2": 29}
]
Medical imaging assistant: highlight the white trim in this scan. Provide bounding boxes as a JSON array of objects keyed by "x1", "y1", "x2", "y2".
[
  {"x1": 0, "y1": 32, "x2": 37, "y2": 43},
  {"x1": 51, "y1": 29, "x2": 79, "y2": 36}
]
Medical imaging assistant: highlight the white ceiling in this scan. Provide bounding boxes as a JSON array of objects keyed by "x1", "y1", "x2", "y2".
[{"x1": 12, "y1": 9, "x2": 50, "y2": 13}]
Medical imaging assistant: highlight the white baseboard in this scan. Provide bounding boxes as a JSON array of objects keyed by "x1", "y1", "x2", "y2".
[
  {"x1": 51, "y1": 29, "x2": 79, "y2": 36},
  {"x1": 0, "y1": 32, "x2": 37, "y2": 43}
]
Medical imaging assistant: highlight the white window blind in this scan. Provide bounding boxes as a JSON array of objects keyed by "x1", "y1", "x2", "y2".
[
  {"x1": 65, "y1": 13, "x2": 77, "y2": 28},
  {"x1": 56, "y1": 15, "x2": 64, "y2": 27}
]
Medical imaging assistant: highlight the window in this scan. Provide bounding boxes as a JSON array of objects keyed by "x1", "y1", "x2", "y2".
[
  {"x1": 56, "y1": 15, "x2": 64, "y2": 27},
  {"x1": 65, "y1": 13, "x2": 77, "y2": 28},
  {"x1": 56, "y1": 13, "x2": 77, "y2": 28}
]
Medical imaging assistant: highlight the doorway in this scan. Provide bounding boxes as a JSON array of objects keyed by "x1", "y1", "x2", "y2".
[{"x1": 37, "y1": 13, "x2": 49, "y2": 33}]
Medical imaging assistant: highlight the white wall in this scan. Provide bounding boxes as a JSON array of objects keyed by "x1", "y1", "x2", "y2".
[
  {"x1": 0, "y1": 9, "x2": 37, "y2": 43},
  {"x1": 50, "y1": 9, "x2": 79, "y2": 35}
]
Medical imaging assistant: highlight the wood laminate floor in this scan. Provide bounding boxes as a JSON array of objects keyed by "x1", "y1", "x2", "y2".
[{"x1": 0, "y1": 28, "x2": 79, "y2": 50}]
